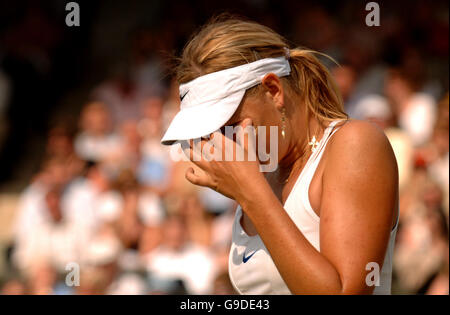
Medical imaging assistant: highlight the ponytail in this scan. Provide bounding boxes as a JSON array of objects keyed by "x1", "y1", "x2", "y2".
[
  {"x1": 177, "y1": 17, "x2": 349, "y2": 137},
  {"x1": 288, "y1": 49, "x2": 347, "y2": 118}
]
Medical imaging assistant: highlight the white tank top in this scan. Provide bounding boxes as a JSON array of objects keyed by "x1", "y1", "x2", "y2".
[{"x1": 228, "y1": 120, "x2": 398, "y2": 295}]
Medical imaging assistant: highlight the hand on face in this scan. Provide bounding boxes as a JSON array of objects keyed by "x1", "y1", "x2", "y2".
[{"x1": 182, "y1": 118, "x2": 263, "y2": 202}]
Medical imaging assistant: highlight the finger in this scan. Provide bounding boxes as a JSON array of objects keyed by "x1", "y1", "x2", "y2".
[
  {"x1": 181, "y1": 140, "x2": 197, "y2": 161},
  {"x1": 197, "y1": 137, "x2": 216, "y2": 162},
  {"x1": 181, "y1": 139, "x2": 202, "y2": 163},
  {"x1": 181, "y1": 140, "x2": 209, "y2": 170},
  {"x1": 215, "y1": 123, "x2": 253, "y2": 161},
  {"x1": 209, "y1": 131, "x2": 226, "y2": 160},
  {"x1": 180, "y1": 140, "x2": 193, "y2": 160},
  {"x1": 236, "y1": 118, "x2": 257, "y2": 161},
  {"x1": 185, "y1": 167, "x2": 213, "y2": 187},
  {"x1": 181, "y1": 139, "x2": 203, "y2": 161},
  {"x1": 181, "y1": 140, "x2": 201, "y2": 163},
  {"x1": 190, "y1": 139, "x2": 204, "y2": 159},
  {"x1": 213, "y1": 129, "x2": 239, "y2": 161},
  {"x1": 191, "y1": 138, "x2": 212, "y2": 160}
]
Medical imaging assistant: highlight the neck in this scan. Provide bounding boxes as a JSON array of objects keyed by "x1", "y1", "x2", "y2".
[{"x1": 277, "y1": 113, "x2": 326, "y2": 183}]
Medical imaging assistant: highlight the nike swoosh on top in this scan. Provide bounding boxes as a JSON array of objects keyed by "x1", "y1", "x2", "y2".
[
  {"x1": 242, "y1": 251, "x2": 257, "y2": 263},
  {"x1": 180, "y1": 91, "x2": 188, "y2": 101}
]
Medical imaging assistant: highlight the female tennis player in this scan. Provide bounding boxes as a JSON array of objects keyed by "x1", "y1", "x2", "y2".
[{"x1": 161, "y1": 17, "x2": 399, "y2": 295}]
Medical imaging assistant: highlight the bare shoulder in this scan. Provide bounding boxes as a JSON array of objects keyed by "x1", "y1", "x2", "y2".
[
  {"x1": 328, "y1": 119, "x2": 395, "y2": 159},
  {"x1": 325, "y1": 119, "x2": 398, "y2": 178},
  {"x1": 330, "y1": 119, "x2": 390, "y2": 149}
]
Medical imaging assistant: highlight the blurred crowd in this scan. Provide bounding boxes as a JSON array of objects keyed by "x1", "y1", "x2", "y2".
[
  {"x1": 0, "y1": 0, "x2": 448, "y2": 295},
  {"x1": 3, "y1": 94, "x2": 238, "y2": 294}
]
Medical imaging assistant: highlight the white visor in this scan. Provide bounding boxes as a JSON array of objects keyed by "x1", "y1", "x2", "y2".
[{"x1": 161, "y1": 56, "x2": 291, "y2": 145}]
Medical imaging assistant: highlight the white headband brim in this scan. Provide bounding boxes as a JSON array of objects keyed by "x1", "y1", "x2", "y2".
[{"x1": 161, "y1": 56, "x2": 291, "y2": 145}]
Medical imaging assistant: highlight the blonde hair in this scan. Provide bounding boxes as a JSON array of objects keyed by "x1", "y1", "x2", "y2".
[{"x1": 176, "y1": 16, "x2": 348, "y2": 132}]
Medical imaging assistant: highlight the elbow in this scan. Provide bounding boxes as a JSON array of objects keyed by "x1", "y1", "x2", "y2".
[{"x1": 340, "y1": 283, "x2": 375, "y2": 295}]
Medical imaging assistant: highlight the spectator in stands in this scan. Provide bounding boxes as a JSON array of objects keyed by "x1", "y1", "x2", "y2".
[{"x1": 74, "y1": 102, "x2": 121, "y2": 163}]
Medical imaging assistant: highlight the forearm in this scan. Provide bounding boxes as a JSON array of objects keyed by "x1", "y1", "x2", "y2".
[{"x1": 238, "y1": 179, "x2": 346, "y2": 294}]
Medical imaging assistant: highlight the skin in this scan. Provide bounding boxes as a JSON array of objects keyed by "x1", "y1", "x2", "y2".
[{"x1": 184, "y1": 73, "x2": 399, "y2": 294}]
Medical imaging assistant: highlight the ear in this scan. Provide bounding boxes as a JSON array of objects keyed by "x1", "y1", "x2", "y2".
[{"x1": 261, "y1": 73, "x2": 284, "y2": 110}]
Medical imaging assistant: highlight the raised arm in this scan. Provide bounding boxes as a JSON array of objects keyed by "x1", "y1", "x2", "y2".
[{"x1": 185, "y1": 120, "x2": 398, "y2": 294}]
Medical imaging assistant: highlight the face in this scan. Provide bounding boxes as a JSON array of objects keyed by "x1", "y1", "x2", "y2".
[
  {"x1": 82, "y1": 104, "x2": 111, "y2": 135},
  {"x1": 222, "y1": 74, "x2": 293, "y2": 167},
  {"x1": 163, "y1": 216, "x2": 186, "y2": 250},
  {"x1": 45, "y1": 189, "x2": 62, "y2": 222},
  {"x1": 332, "y1": 65, "x2": 356, "y2": 101}
]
